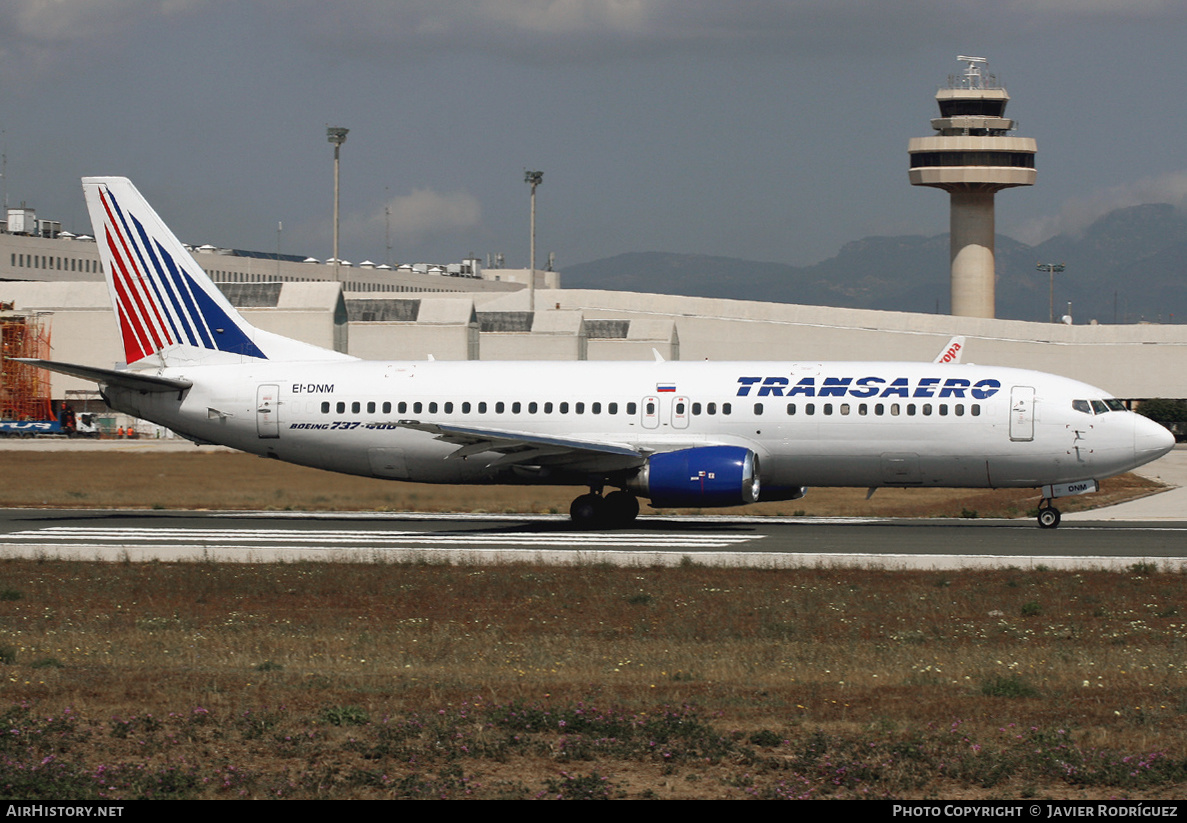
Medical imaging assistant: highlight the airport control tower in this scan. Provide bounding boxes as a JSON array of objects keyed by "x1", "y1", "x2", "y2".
[{"x1": 909, "y1": 56, "x2": 1036, "y2": 318}]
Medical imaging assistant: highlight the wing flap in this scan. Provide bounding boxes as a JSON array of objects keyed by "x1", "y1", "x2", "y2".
[{"x1": 397, "y1": 420, "x2": 647, "y2": 472}]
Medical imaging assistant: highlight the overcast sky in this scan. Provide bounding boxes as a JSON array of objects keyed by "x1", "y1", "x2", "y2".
[{"x1": 2, "y1": 1, "x2": 1186, "y2": 270}]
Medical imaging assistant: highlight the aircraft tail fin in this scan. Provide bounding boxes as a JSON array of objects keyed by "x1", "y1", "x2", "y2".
[
  {"x1": 82, "y1": 177, "x2": 353, "y2": 366},
  {"x1": 933, "y1": 336, "x2": 966, "y2": 364}
]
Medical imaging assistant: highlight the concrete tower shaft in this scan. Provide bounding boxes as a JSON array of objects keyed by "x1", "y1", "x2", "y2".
[{"x1": 909, "y1": 57, "x2": 1036, "y2": 318}]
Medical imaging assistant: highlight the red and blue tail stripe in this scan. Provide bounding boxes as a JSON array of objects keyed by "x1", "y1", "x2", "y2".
[{"x1": 97, "y1": 185, "x2": 266, "y2": 363}]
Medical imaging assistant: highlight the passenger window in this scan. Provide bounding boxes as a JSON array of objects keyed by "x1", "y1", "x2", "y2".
[
  {"x1": 382, "y1": 401, "x2": 391, "y2": 414},
  {"x1": 592, "y1": 402, "x2": 601, "y2": 414},
  {"x1": 840, "y1": 403, "x2": 850, "y2": 415},
  {"x1": 512, "y1": 402, "x2": 521, "y2": 413},
  {"x1": 444, "y1": 402, "x2": 453, "y2": 414},
  {"x1": 692, "y1": 402, "x2": 702, "y2": 415},
  {"x1": 723, "y1": 403, "x2": 732, "y2": 415},
  {"x1": 496, "y1": 402, "x2": 505, "y2": 413},
  {"x1": 576, "y1": 402, "x2": 585, "y2": 414},
  {"x1": 478, "y1": 402, "x2": 487, "y2": 413},
  {"x1": 367, "y1": 401, "x2": 376, "y2": 413},
  {"x1": 753, "y1": 402, "x2": 763, "y2": 415},
  {"x1": 971, "y1": 404, "x2": 981, "y2": 416},
  {"x1": 609, "y1": 402, "x2": 618, "y2": 414},
  {"x1": 544, "y1": 402, "x2": 553, "y2": 413},
  {"x1": 413, "y1": 402, "x2": 423, "y2": 413},
  {"x1": 707, "y1": 402, "x2": 716, "y2": 415},
  {"x1": 462, "y1": 402, "x2": 471, "y2": 414},
  {"x1": 528, "y1": 402, "x2": 537, "y2": 413},
  {"x1": 627, "y1": 402, "x2": 637, "y2": 415},
  {"x1": 806, "y1": 403, "x2": 815, "y2": 416},
  {"x1": 560, "y1": 402, "x2": 569, "y2": 414},
  {"x1": 336, "y1": 401, "x2": 345, "y2": 414},
  {"x1": 398, "y1": 401, "x2": 408, "y2": 414},
  {"x1": 321, "y1": 401, "x2": 330, "y2": 414}
]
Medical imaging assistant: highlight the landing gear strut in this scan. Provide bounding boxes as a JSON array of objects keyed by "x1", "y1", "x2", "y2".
[
  {"x1": 569, "y1": 489, "x2": 639, "y2": 529},
  {"x1": 1036, "y1": 500, "x2": 1061, "y2": 529}
]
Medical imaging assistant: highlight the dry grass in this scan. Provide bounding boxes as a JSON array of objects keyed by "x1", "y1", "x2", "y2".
[
  {"x1": 2, "y1": 560, "x2": 1186, "y2": 799},
  {"x1": 0, "y1": 451, "x2": 1182, "y2": 799}
]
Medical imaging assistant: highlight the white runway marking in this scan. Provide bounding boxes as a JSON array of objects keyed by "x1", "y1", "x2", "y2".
[{"x1": 0, "y1": 526, "x2": 763, "y2": 551}]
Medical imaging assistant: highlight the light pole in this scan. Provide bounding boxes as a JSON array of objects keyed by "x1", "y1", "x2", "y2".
[
  {"x1": 525, "y1": 170, "x2": 542, "y2": 312},
  {"x1": 327, "y1": 127, "x2": 349, "y2": 282},
  {"x1": 1036, "y1": 262, "x2": 1065, "y2": 323}
]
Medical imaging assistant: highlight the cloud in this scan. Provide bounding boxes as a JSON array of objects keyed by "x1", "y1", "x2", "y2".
[
  {"x1": 2, "y1": 0, "x2": 197, "y2": 43},
  {"x1": 363, "y1": 188, "x2": 483, "y2": 245},
  {"x1": 1018, "y1": 170, "x2": 1187, "y2": 243}
]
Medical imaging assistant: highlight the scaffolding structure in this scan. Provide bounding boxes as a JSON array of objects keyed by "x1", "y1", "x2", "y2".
[{"x1": 1, "y1": 313, "x2": 55, "y2": 423}]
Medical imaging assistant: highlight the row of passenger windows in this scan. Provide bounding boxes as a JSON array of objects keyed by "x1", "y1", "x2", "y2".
[
  {"x1": 318, "y1": 399, "x2": 981, "y2": 418},
  {"x1": 763, "y1": 401, "x2": 980, "y2": 417},
  {"x1": 323, "y1": 400, "x2": 639, "y2": 415}
]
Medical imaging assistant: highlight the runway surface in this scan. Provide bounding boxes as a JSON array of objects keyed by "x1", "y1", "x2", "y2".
[
  {"x1": 1, "y1": 507, "x2": 1183, "y2": 570},
  {"x1": 1, "y1": 444, "x2": 1182, "y2": 570}
]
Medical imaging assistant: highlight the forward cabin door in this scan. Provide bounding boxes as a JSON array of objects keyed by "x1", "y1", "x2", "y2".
[
  {"x1": 1009, "y1": 386, "x2": 1035, "y2": 442},
  {"x1": 256, "y1": 384, "x2": 280, "y2": 439}
]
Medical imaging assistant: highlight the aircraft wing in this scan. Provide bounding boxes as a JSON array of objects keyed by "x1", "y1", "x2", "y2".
[
  {"x1": 13, "y1": 358, "x2": 193, "y2": 393},
  {"x1": 397, "y1": 420, "x2": 649, "y2": 472}
]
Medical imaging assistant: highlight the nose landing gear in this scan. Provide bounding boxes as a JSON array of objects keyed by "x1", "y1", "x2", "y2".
[{"x1": 1037, "y1": 500, "x2": 1061, "y2": 529}]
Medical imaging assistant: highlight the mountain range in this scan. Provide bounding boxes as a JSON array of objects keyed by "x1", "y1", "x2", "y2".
[{"x1": 562, "y1": 204, "x2": 1187, "y2": 324}]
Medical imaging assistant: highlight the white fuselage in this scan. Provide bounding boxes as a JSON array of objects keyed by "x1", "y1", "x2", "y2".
[{"x1": 104, "y1": 358, "x2": 1170, "y2": 494}]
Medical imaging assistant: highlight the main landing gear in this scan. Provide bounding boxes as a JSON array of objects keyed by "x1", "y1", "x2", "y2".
[
  {"x1": 1036, "y1": 500, "x2": 1061, "y2": 529},
  {"x1": 569, "y1": 489, "x2": 640, "y2": 529}
]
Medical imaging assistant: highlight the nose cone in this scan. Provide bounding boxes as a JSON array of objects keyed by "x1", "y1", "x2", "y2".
[{"x1": 1134, "y1": 414, "x2": 1176, "y2": 466}]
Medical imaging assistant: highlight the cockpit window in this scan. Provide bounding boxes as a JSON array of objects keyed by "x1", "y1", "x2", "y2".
[
  {"x1": 1091, "y1": 400, "x2": 1110, "y2": 415},
  {"x1": 1072, "y1": 399, "x2": 1091, "y2": 414},
  {"x1": 1104, "y1": 399, "x2": 1127, "y2": 412}
]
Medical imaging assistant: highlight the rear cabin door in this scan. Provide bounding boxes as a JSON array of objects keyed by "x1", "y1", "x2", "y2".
[{"x1": 256, "y1": 384, "x2": 280, "y2": 439}]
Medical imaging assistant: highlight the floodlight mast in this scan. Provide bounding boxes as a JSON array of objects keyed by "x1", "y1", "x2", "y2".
[
  {"x1": 525, "y1": 170, "x2": 543, "y2": 312},
  {"x1": 327, "y1": 127, "x2": 349, "y2": 282}
]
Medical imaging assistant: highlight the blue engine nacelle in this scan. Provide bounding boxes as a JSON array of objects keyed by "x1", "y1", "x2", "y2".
[{"x1": 625, "y1": 446, "x2": 761, "y2": 508}]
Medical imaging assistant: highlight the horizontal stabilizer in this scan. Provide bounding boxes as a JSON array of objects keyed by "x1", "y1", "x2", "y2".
[{"x1": 14, "y1": 358, "x2": 192, "y2": 393}]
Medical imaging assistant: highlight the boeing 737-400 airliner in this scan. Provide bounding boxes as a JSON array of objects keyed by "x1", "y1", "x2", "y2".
[{"x1": 20, "y1": 178, "x2": 1176, "y2": 528}]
